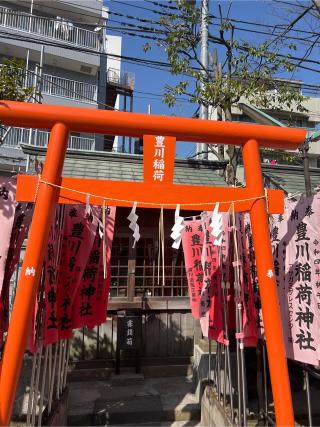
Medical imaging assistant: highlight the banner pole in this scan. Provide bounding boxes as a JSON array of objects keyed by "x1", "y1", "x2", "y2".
[
  {"x1": 0, "y1": 122, "x2": 69, "y2": 426},
  {"x1": 242, "y1": 138, "x2": 294, "y2": 426}
]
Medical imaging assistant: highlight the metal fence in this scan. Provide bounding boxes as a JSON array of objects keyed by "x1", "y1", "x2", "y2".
[
  {"x1": 23, "y1": 70, "x2": 98, "y2": 104},
  {"x1": 107, "y1": 68, "x2": 135, "y2": 91},
  {"x1": 41, "y1": 73, "x2": 97, "y2": 103},
  {"x1": 70, "y1": 310, "x2": 194, "y2": 362},
  {"x1": 0, "y1": 126, "x2": 95, "y2": 151},
  {"x1": 0, "y1": 6, "x2": 100, "y2": 50}
]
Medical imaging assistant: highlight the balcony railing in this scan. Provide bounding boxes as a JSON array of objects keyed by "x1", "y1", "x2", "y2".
[
  {"x1": 0, "y1": 6, "x2": 100, "y2": 50},
  {"x1": 0, "y1": 66, "x2": 98, "y2": 104},
  {"x1": 24, "y1": 71, "x2": 98, "y2": 104},
  {"x1": 107, "y1": 68, "x2": 135, "y2": 91},
  {"x1": 0, "y1": 127, "x2": 95, "y2": 151}
]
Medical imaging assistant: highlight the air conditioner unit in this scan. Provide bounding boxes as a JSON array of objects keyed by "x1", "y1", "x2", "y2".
[{"x1": 80, "y1": 65, "x2": 93, "y2": 74}]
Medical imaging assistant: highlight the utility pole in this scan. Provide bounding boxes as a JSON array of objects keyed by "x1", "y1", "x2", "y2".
[
  {"x1": 197, "y1": 0, "x2": 209, "y2": 160},
  {"x1": 299, "y1": 141, "x2": 312, "y2": 197}
]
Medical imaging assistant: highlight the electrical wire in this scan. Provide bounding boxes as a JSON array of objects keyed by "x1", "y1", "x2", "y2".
[
  {"x1": 26, "y1": 69, "x2": 192, "y2": 109},
  {"x1": 144, "y1": 0, "x2": 179, "y2": 11},
  {"x1": 14, "y1": 0, "x2": 317, "y2": 40},
  {"x1": 1, "y1": 4, "x2": 319, "y2": 95},
  {"x1": 1, "y1": 30, "x2": 319, "y2": 94},
  {"x1": 1, "y1": 3, "x2": 318, "y2": 71},
  {"x1": 110, "y1": 0, "x2": 172, "y2": 16}
]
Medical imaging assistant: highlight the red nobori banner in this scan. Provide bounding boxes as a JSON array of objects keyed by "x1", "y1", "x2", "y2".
[
  {"x1": 1, "y1": 202, "x2": 33, "y2": 348},
  {"x1": 55, "y1": 205, "x2": 98, "y2": 340},
  {"x1": 181, "y1": 217, "x2": 204, "y2": 319},
  {"x1": 72, "y1": 206, "x2": 116, "y2": 330}
]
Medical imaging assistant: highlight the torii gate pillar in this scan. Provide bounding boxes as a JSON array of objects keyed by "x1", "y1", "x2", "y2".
[
  {"x1": 0, "y1": 101, "x2": 307, "y2": 426},
  {"x1": 242, "y1": 139, "x2": 294, "y2": 424}
]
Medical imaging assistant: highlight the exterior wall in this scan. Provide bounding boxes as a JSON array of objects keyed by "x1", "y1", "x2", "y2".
[
  {"x1": 209, "y1": 95, "x2": 320, "y2": 129},
  {"x1": 106, "y1": 34, "x2": 122, "y2": 73},
  {"x1": 57, "y1": 0, "x2": 104, "y2": 17},
  {"x1": 0, "y1": 26, "x2": 100, "y2": 70},
  {"x1": 304, "y1": 96, "x2": 320, "y2": 127},
  {"x1": 207, "y1": 90, "x2": 320, "y2": 165},
  {"x1": 41, "y1": 94, "x2": 97, "y2": 109},
  {"x1": 106, "y1": 34, "x2": 122, "y2": 151},
  {"x1": 43, "y1": 64, "x2": 97, "y2": 83},
  {"x1": 0, "y1": 0, "x2": 105, "y2": 24}
]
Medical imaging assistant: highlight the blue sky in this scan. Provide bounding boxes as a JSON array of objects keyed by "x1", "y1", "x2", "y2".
[{"x1": 105, "y1": 0, "x2": 319, "y2": 156}]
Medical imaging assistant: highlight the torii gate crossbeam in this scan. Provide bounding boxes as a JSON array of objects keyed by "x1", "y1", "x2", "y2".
[{"x1": 0, "y1": 101, "x2": 307, "y2": 426}]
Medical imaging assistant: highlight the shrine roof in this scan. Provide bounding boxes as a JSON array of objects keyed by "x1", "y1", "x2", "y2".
[
  {"x1": 20, "y1": 144, "x2": 228, "y2": 187},
  {"x1": 262, "y1": 164, "x2": 320, "y2": 196},
  {"x1": 0, "y1": 146, "x2": 27, "y2": 175},
  {"x1": 17, "y1": 145, "x2": 320, "y2": 196}
]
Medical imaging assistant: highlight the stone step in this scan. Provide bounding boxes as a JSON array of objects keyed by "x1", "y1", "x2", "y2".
[
  {"x1": 107, "y1": 422, "x2": 201, "y2": 427},
  {"x1": 110, "y1": 373, "x2": 145, "y2": 387},
  {"x1": 68, "y1": 376, "x2": 200, "y2": 426},
  {"x1": 67, "y1": 364, "x2": 193, "y2": 382},
  {"x1": 69, "y1": 395, "x2": 200, "y2": 426}
]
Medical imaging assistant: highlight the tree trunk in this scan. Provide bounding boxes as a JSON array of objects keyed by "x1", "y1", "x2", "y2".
[
  {"x1": 225, "y1": 107, "x2": 238, "y2": 186},
  {"x1": 212, "y1": 53, "x2": 225, "y2": 176}
]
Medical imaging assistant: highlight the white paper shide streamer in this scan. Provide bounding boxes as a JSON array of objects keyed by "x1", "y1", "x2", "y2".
[
  {"x1": 210, "y1": 203, "x2": 223, "y2": 246},
  {"x1": 200, "y1": 212, "x2": 207, "y2": 269},
  {"x1": 170, "y1": 204, "x2": 184, "y2": 249},
  {"x1": 85, "y1": 194, "x2": 92, "y2": 217},
  {"x1": 127, "y1": 202, "x2": 140, "y2": 247}
]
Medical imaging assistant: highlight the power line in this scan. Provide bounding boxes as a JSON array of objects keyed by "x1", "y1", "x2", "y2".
[
  {"x1": 110, "y1": 0, "x2": 172, "y2": 15},
  {"x1": 108, "y1": 10, "x2": 162, "y2": 26},
  {"x1": 144, "y1": 0, "x2": 179, "y2": 11},
  {"x1": 110, "y1": 0, "x2": 317, "y2": 39},
  {"x1": 105, "y1": 25, "x2": 166, "y2": 41},
  {"x1": 5, "y1": 59, "x2": 320, "y2": 116},
  {"x1": 21, "y1": 0, "x2": 317, "y2": 40},
  {"x1": 273, "y1": 0, "x2": 315, "y2": 10},
  {"x1": 106, "y1": 12, "x2": 318, "y2": 46},
  {"x1": 1, "y1": 16, "x2": 319, "y2": 85},
  {"x1": 106, "y1": 19, "x2": 166, "y2": 34},
  {"x1": 209, "y1": 21, "x2": 320, "y2": 45},
  {"x1": 2, "y1": 0, "x2": 318, "y2": 49},
  {"x1": 1, "y1": 27, "x2": 319, "y2": 81},
  {"x1": 23, "y1": 69, "x2": 191, "y2": 112},
  {"x1": 1, "y1": 24, "x2": 319, "y2": 77},
  {"x1": 26, "y1": 68, "x2": 119, "y2": 110},
  {"x1": 209, "y1": 14, "x2": 318, "y2": 37}
]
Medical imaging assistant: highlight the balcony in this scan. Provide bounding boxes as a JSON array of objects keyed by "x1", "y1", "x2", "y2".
[
  {"x1": 0, "y1": 127, "x2": 95, "y2": 151},
  {"x1": 0, "y1": 6, "x2": 100, "y2": 51},
  {"x1": 39, "y1": 73, "x2": 97, "y2": 104},
  {"x1": 107, "y1": 68, "x2": 135, "y2": 91},
  {"x1": 18, "y1": 69, "x2": 97, "y2": 104}
]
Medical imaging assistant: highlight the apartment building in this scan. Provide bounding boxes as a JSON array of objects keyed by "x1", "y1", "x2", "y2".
[
  {"x1": 0, "y1": 0, "x2": 134, "y2": 170},
  {"x1": 208, "y1": 79, "x2": 320, "y2": 166},
  {"x1": 204, "y1": 80, "x2": 320, "y2": 195}
]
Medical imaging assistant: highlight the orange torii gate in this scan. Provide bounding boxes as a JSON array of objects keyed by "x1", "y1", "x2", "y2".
[{"x1": 0, "y1": 101, "x2": 307, "y2": 426}]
